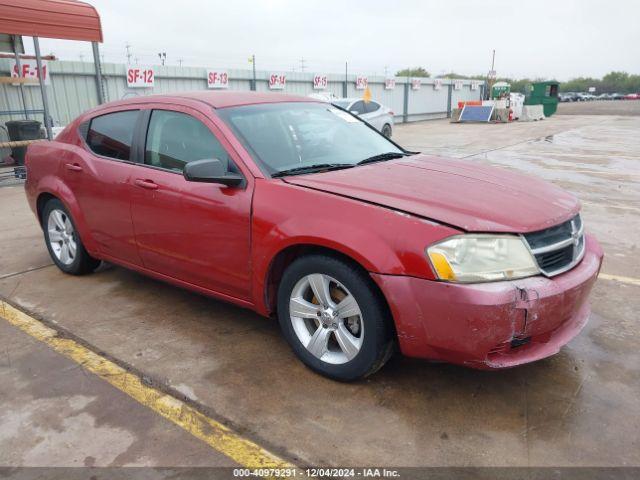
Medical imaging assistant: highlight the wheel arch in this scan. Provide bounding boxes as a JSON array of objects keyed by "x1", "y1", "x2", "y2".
[
  {"x1": 262, "y1": 243, "x2": 395, "y2": 332},
  {"x1": 34, "y1": 187, "x2": 99, "y2": 255}
]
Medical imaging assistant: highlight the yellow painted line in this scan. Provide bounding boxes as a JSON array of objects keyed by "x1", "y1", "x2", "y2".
[
  {"x1": 599, "y1": 273, "x2": 640, "y2": 287},
  {"x1": 0, "y1": 300, "x2": 294, "y2": 470}
]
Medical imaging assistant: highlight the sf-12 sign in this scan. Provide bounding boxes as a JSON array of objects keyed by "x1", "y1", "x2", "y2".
[
  {"x1": 355, "y1": 76, "x2": 368, "y2": 90},
  {"x1": 313, "y1": 74, "x2": 328, "y2": 90},
  {"x1": 10, "y1": 59, "x2": 50, "y2": 86},
  {"x1": 207, "y1": 70, "x2": 229, "y2": 89},
  {"x1": 454, "y1": 80, "x2": 463, "y2": 91},
  {"x1": 269, "y1": 73, "x2": 286, "y2": 90},
  {"x1": 434, "y1": 79, "x2": 443, "y2": 91},
  {"x1": 127, "y1": 66, "x2": 154, "y2": 88},
  {"x1": 471, "y1": 80, "x2": 481, "y2": 91},
  {"x1": 411, "y1": 78, "x2": 421, "y2": 90},
  {"x1": 384, "y1": 78, "x2": 395, "y2": 90}
]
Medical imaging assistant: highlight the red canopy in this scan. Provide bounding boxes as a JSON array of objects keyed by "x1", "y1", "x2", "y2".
[{"x1": 0, "y1": 0, "x2": 102, "y2": 42}]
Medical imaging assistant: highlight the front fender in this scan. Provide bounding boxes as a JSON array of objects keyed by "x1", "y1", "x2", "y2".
[{"x1": 251, "y1": 179, "x2": 460, "y2": 313}]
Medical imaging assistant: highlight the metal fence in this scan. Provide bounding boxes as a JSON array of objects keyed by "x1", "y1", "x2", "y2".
[{"x1": 0, "y1": 59, "x2": 484, "y2": 127}]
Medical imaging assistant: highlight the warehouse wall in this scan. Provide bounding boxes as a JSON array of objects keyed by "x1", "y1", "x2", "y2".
[{"x1": 0, "y1": 59, "x2": 483, "y2": 127}]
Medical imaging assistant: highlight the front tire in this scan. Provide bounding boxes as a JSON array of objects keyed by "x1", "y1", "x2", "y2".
[
  {"x1": 277, "y1": 254, "x2": 394, "y2": 381},
  {"x1": 42, "y1": 198, "x2": 100, "y2": 275},
  {"x1": 382, "y1": 123, "x2": 392, "y2": 138}
]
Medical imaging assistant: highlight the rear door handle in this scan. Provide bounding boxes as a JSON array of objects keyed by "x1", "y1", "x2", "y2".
[
  {"x1": 134, "y1": 179, "x2": 159, "y2": 190},
  {"x1": 65, "y1": 163, "x2": 83, "y2": 172}
]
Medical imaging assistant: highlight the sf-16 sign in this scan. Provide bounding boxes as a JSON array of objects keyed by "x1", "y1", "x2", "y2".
[
  {"x1": 355, "y1": 76, "x2": 368, "y2": 90},
  {"x1": 269, "y1": 73, "x2": 286, "y2": 90},
  {"x1": 127, "y1": 66, "x2": 154, "y2": 88},
  {"x1": 10, "y1": 59, "x2": 50, "y2": 86},
  {"x1": 207, "y1": 71, "x2": 229, "y2": 89}
]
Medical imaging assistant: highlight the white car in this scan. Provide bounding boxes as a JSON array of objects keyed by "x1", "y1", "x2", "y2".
[{"x1": 332, "y1": 98, "x2": 394, "y2": 137}]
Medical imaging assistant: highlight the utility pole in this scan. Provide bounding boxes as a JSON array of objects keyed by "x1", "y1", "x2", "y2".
[
  {"x1": 486, "y1": 49, "x2": 496, "y2": 100},
  {"x1": 299, "y1": 57, "x2": 306, "y2": 72},
  {"x1": 250, "y1": 54, "x2": 256, "y2": 91},
  {"x1": 343, "y1": 61, "x2": 348, "y2": 97},
  {"x1": 125, "y1": 43, "x2": 132, "y2": 64}
]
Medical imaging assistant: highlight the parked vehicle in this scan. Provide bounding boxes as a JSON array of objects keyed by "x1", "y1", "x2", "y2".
[
  {"x1": 25, "y1": 92, "x2": 603, "y2": 381},
  {"x1": 560, "y1": 92, "x2": 579, "y2": 102},
  {"x1": 624, "y1": 93, "x2": 640, "y2": 100},
  {"x1": 611, "y1": 93, "x2": 625, "y2": 100},
  {"x1": 597, "y1": 93, "x2": 612, "y2": 100},
  {"x1": 332, "y1": 98, "x2": 394, "y2": 137}
]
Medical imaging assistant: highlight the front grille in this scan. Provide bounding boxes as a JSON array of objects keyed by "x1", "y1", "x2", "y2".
[{"x1": 523, "y1": 214, "x2": 585, "y2": 276}]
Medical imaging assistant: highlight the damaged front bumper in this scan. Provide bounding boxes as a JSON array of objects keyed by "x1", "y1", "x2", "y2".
[{"x1": 371, "y1": 234, "x2": 604, "y2": 369}]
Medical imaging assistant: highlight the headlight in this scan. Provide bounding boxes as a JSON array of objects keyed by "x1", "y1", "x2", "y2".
[{"x1": 426, "y1": 235, "x2": 539, "y2": 283}]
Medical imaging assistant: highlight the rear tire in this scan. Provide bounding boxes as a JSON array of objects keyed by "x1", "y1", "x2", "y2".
[
  {"x1": 42, "y1": 198, "x2": 100, "y2": 275},
  {"x1": 382, "y1": 123, "x2": 392, "y2": 138},
  {"x1": 277, "y1": 254, "x2": 394, "y2": 381}
]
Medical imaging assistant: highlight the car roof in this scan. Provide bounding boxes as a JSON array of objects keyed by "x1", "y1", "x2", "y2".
[{"x1": 96, "y1": 91, "x2": 323, "y2": 110}]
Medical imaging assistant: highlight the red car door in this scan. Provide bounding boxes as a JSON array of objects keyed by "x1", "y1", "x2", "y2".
[
  {"x1": 129, "y1": 105, "x2": 253, "y2": 301},
  {"x1": 65, "y1": 109, "x2": 142, "y2": 266}
]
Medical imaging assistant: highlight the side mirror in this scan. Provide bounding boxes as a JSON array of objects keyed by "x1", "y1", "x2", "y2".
[
  {"x1": 183, "y1": 159, "x2": 243, "y2": 187},
  {"x1": 350, "y1": 110, "x2": 360, "y2": 115}
]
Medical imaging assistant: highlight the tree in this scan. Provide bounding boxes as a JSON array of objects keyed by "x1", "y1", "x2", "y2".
[{"x1": 396, "y1": 67, "x2": 430, "y2": 78}]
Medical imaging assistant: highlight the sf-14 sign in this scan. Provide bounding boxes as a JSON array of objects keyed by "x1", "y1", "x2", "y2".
[{"x1": 269, "y1": 73, "x2": 286, "y2": 90}]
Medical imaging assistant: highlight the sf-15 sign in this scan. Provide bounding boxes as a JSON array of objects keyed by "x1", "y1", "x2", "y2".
[
  {"x1": 207, "y1": 71, "x2": 229, "y2": 89},
  {"x1": 126, "y1": 66, "x2": 154, "y2": 88},
  {"x1": 313, "y1": 74, "x2": 328, "y2": 90},
  {"x1": 10, "y1": 59, "x2": 50, "y2": 86}
]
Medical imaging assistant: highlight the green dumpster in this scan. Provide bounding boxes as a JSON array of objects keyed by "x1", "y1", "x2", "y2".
[
  {"x1": 524, "y1": 81, "x2": 560, "y2": 117},
  {"x1": 491, "y1": 81, "x2": 511, "y2": 99}
]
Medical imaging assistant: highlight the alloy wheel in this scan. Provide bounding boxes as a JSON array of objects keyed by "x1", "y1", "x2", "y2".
[
  {"x1": 289, "y1": 273, "x2": 364, "y2": 364},
  {"x1": 47, "y1": 209, "x2": 77, "y2": 266}
]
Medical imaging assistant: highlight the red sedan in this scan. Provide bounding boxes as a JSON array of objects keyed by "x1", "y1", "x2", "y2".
[{"x1": 25, "y1": 91, "x2": 603, "y2": 380}]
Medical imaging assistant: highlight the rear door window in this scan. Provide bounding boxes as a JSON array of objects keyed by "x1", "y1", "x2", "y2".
[
  {"x1": 364, "y1": 101, "x2": 380, "y2": 114},
  {"x1": 86, "y1": 110, "x2": 139, "y2": 161},
  {"x1": 349, "y1": 101, "x2": 365, "y2": 114}
]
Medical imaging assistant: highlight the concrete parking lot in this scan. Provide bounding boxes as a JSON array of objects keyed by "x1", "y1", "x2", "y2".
[{"x1": 1, "y1": 108, "x2": 639, "y2": 470}]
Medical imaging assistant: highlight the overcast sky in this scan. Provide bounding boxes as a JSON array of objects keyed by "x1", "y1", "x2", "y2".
[{"x1": 26, "y1": 0, "x2": 640, "y2": 80}]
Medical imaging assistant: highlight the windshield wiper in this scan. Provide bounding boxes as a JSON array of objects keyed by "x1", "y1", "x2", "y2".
[
  {"x1": 357, "y1": 152, "x2": 411, "y2": 166},
  {"x1": 271, "y1": 163, "x2": 354, "y2": 178}
]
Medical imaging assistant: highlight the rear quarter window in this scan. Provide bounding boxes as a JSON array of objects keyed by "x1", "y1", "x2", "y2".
[{"x1": 86, "y1": 110, "x2": 139, "y2": 161}]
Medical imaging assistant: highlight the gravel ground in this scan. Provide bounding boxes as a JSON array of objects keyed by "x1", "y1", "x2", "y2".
[{"x1": 557, "y1": 99, "x2": 640, "y2": 115}]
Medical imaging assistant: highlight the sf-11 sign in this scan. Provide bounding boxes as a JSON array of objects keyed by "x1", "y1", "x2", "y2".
[
  {"x1": 384, "y1": 78, "x2": 395, "y2": 90},
  {"x1": 127, "y1": 66, "x2": 154, "y2": 88},
  {"x1": 10, "y1": 59, "x2": 50, "y2": 86},
  {"x1": 355, "y1": 76, "x2": 368, "y2": 90},
  {"x1": 313, "y1": 74, "x2": 328, "y2": 90},
  {"x1": 434, "y1": 79, "x2": 443, "y2": 91},
  {"x1": 269, "y1": 73, "x2": 286, "y2": 90},
  {"x1": 454, "y1": 80, "x2": 463, "y2": 91},
  {"x1": 207, "y1": 71, "x2": 229, "y2": 89},
  {"x1": 411, "y1": 78, "x2": 421, "y2": 90}
]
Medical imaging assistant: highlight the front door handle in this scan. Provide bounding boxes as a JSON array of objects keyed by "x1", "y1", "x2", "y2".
[
  {"x1": 65, "y1": 163, "x2": 83, "y2": 172},
  {"x1": 134, "y1": 179, "x2": 159, "y2": 190}
]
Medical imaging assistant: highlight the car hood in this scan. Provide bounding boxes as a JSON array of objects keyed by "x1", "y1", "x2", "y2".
[{"x1": 283, "y1": 154, "x2": 580, "y2": 233}]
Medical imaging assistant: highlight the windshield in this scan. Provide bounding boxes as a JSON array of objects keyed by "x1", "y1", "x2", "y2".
[{"x1": 217, "y1": 102, "x2": 403, "y2": 176}]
